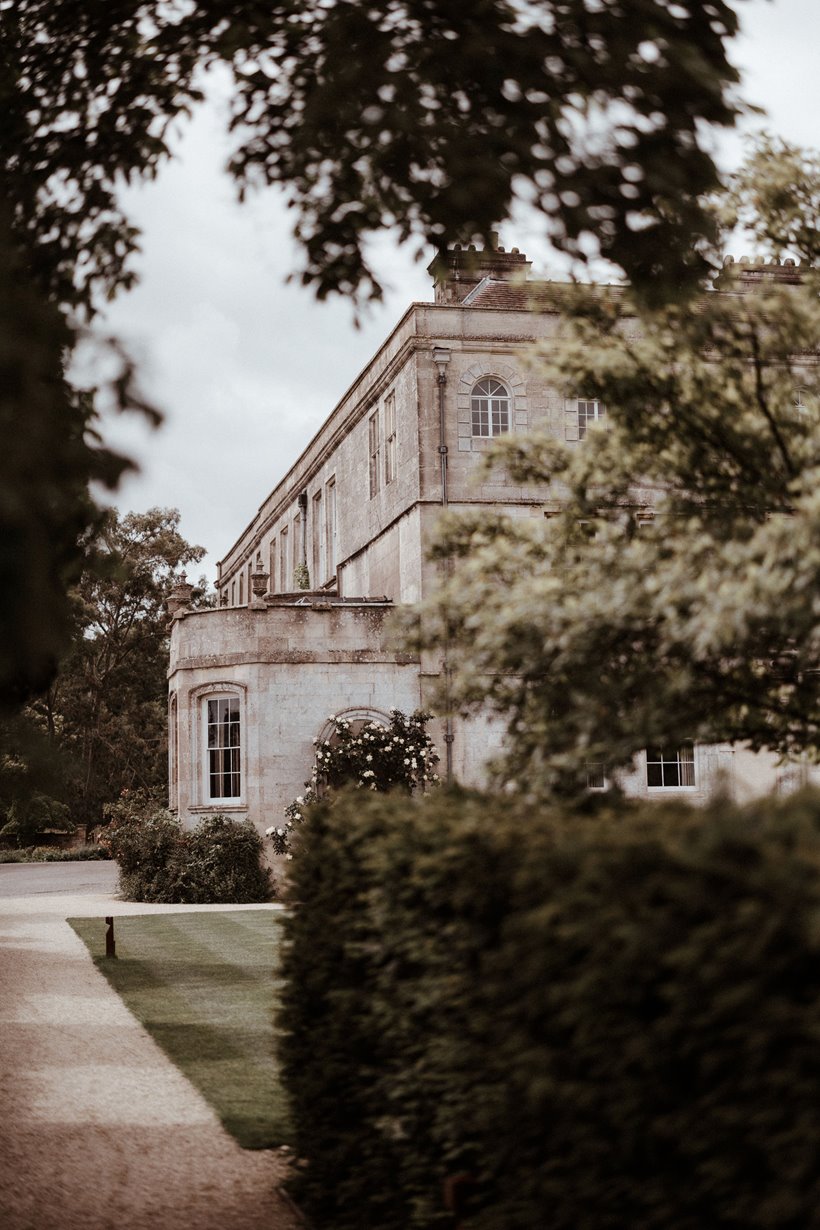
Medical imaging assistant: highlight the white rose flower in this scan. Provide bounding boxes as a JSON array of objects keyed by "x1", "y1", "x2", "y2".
[{"x1": 286, "y1": 853, "x2": 293, "y2": 861}]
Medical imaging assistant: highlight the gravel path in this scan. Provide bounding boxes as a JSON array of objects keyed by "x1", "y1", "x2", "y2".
[{"x1": 0, "y1": 864, "x2": 301, "y2": 1230}]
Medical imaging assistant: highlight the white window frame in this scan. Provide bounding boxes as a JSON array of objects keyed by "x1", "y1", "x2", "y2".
[
  {"x1": 565, "y1": 397, "x2": 607, "y2": 441},
  {"x1": 645, "y1": 744, "x2": 696, "y2": 790},
  {"x1": 471, "y1": 377, "x2": 510, "y2": 438},
  {"x1": 199, "y1": 688, "x2": 245, "y2": 806}
]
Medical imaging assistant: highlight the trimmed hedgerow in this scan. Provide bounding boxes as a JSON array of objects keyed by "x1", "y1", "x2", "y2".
[
  {"x1": 0, "y1": 844, "x2": 110, "y2": 863},
  {"x1": 280, "y1": 788, "x2": 820, "y2": 1230},
  {"x1": 104, "y1": 794, "x2": 272, "y2": 903}
]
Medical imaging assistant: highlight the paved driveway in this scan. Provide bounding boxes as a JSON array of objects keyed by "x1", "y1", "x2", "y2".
[
  {"x1": 0, "y1": 860, "x2": 119, "y2": 898},
  {"x1": 0, "y1": 864, "x2": 299, "y2": 1230}
]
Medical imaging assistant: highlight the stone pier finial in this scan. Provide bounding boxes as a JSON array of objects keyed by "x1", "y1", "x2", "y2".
[
  {"x1": 167, "y1": 574, "x2": 194, "y2": 619},
  {"x1": 250, "y1": 569, "x2": 270, "y2": 609}
]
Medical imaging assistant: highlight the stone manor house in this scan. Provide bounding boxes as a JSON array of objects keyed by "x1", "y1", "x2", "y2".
[{"x1": 167, "y1": 239, "x2": 815, "y2": 838}]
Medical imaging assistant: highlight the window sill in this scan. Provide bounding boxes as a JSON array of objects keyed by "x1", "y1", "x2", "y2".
[{"x1": 189, "y1": 803, "x2": 248, "y2": 813}]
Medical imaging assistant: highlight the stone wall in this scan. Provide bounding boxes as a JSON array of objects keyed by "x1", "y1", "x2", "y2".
[{"x1": 169, "y1": 602, "x2": 426, "y2": 839}]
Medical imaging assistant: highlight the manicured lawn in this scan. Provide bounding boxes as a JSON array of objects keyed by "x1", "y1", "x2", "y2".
[{"x1": 69, "y1": 910, "x2": 291, "y2": 1148}]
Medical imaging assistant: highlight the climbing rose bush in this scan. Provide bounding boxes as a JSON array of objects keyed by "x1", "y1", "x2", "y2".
[{"x1": 268, "y1": 710, "x2": 439, "y2": 856}]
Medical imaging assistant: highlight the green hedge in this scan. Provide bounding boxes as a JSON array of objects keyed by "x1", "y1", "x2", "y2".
[
  {"x1": 0, "y1": 843, "x2": 110, "y2": 863},
  {"x1": 107, "y1": 803, "x2": 272, "y2": 904},
  {"x1": 280, "y1": 788, "x2": 820, "y2": 1229}
]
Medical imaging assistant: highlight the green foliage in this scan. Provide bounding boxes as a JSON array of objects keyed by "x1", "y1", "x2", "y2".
[
  {"x1": 181, "y1": 814, "x2": 274, "y2": 905},
  {"x1": 0, "y1": 844, "x2": 109, "y2": 863},
  {"x1": 4, "y1": 1, "x2": 743, "y2": 312},
  {"x1": 0, "y1": 214, "x2": 133, "y2": 711},
  {"x1": 272, "y1": 710, "x2": 439, "y2": 855},
  {"x1": 281, "y1": 788, "x2": 820, "y2": 1229},
  {"x1": 103, "y1": 792, "x2": 184, "y2": 903},
  {"x1": 104, "y1": 791, "x2": 272, "y2": 904},
  {"x1": 0, "y1": 710, "x2": 74, "y2": 846},
  {"x1": 0, "y1": 0, "x2": 749, "y2": 738},
  {"x1": 1, "y1": 4, "x2": 202, "y2": 314},
  {"x1": 406, "y1": 138, "x2": 820, "y2": 794},
  {"x1": 27, "y1": 507, "x2": 204, "y2": 832},
  {"x1": 721, "y1": 132, "x2": 820, "y2": 267},
  {"x1": 218, "y1": 0, "x2": 741, "y2": 305},
  {"x1": 292, "y1": 562, "x2": 311, "y2": 591},
  {"x1": 0, "y1": 793, "x2": 73, "y2": 849}
]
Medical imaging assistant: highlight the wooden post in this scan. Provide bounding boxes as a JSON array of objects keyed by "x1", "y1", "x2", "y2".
[{"x1": 104, "y1": 916, "x2": 116, "y2": 959}]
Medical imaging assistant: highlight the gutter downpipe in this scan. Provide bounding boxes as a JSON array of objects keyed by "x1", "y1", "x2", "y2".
[{"x1": 433, "y1": 346, "x2": 454, "y2": 784}]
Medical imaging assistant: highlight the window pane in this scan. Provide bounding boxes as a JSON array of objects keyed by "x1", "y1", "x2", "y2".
[
  {"x1": 206, "y1": 695, "x2": 241, "y2": 799},
  {"x1": 471, "y1": 379, "x2": 510, "y2": 438},
  {"x1": 646, "y1": 744, "x2": 695, "y2": 788},
  {"x1": 679, "y1": 745, "x2": 695, "y2": 786},
  {"x1": 662, "y1": 760, "x2": 681, "y2": 787}
]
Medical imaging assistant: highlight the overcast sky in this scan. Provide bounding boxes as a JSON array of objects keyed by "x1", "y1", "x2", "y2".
[{"x1": 97, "y1": 0, "x2": 820, "y2": 584}]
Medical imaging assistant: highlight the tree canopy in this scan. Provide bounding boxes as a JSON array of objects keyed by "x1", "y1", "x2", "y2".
[
  {"x1": 20, "y1": 508, "x2": 205, "y2": 836},
  {"x1": 4, "y1": 0, "x2": 746, "y2": 311},
  {"x1": 0, "y1": 217, "x2": 134, "y2": 707},
  {"x1": 406, "y1": 139, "x2": 820, "y2": 796},
  {"x1": 0, "y1": 0, "x2": 752, "y2": 711}
]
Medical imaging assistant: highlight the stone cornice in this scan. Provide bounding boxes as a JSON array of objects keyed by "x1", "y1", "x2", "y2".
[{"x1": 171, "y1": 649, "x2": 419, "y2": 673}]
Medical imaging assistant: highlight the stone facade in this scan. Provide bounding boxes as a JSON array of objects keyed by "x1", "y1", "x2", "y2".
[{"x1": 168, "y1": 241, "x2": 817, "y2": 838}]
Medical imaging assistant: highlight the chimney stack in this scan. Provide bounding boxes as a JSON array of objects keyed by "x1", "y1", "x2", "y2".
[{"x1": 428, "y1": 234, "x2": 531, "y2": 304}]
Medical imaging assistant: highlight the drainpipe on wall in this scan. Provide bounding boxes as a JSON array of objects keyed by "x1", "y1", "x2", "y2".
[{"x1": 432, "y1": 346, "x2": 454, "y2": 785}]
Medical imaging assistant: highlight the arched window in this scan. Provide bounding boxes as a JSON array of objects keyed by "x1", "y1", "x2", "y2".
[{"x1": 471, "y1": 377, "x2": 510, "y2": 437}]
